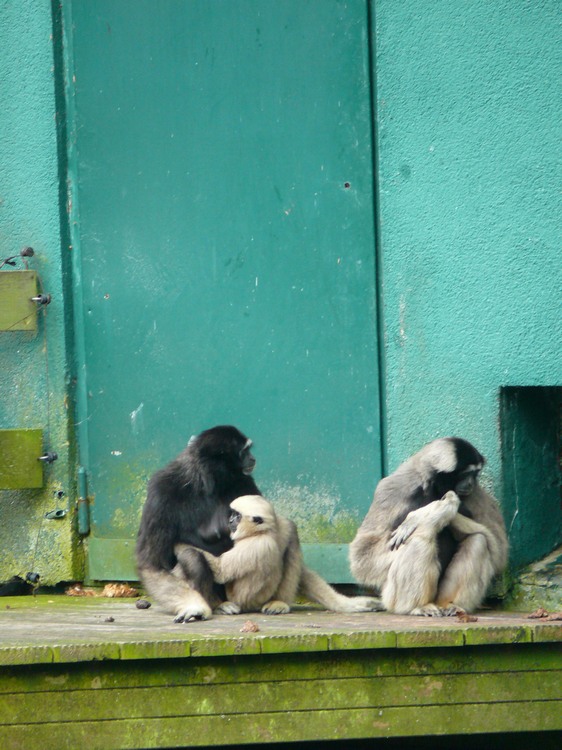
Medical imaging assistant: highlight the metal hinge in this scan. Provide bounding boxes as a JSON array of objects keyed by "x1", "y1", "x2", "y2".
[{"x1": 77, "y1": 466, "x2": 91, "y2": 535}]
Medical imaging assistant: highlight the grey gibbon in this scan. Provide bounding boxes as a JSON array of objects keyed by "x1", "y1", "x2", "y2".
[{"x1": 349, "y1": 437, "x2": 508, "y2": 616}]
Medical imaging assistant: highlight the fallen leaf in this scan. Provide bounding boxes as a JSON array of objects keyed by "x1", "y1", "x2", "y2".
[
  {"x1": 456, "y1": 612, "x2": 478, "y2": 623},
  {"x1": 65, "y1": 584, "x2": 97, "y2": 597},
  {"x1": 240, "y1": 620, "x2": 260, "y2": 632},
  {"x1": 528, "y1": 608, "x2": 549, "y2": 619},
  {"x1": 103, "y1": 583, "x2": 139, "y2": 598}
]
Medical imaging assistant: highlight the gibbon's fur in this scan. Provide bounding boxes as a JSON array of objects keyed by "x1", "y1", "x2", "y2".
[
  {"x1": 176, "y1": 495, "x2": 382, "y2": 615},
  {"x1": 349, "y1": 437, "x2": 508, "y2": 616},
  {"x1": 136, "y1": 426, "x2": 260, "y2": 623}
]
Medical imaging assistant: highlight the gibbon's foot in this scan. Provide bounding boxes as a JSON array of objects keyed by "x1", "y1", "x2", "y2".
[
  {"x1": 215, "y1": 601, "x2": 242, "y2": 615},
  {"x1": 173, "y1": 603, "x2": 213, "y2": 623},
  {"x1": 409, "y1": 603, "x2": 444, "y2": 617},
  {"x1": 174, "y1": 613, "x2": 205, "y2": 623},
  {"x1": 261, "y1": 600, "x2": 291, "y2": 615},
  {"x1": 439, "y1": 603, "x2": 466, "y2": 617}
]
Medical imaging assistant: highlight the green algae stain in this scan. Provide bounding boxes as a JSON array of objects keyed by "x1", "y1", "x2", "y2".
[{"x1": 266, "y1": 481, "x2": 360, "y2": 543}]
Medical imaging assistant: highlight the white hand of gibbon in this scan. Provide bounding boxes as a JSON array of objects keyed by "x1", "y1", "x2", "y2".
[{"x1": 389, "y1": 491, "x2": 460, "y2": 550}]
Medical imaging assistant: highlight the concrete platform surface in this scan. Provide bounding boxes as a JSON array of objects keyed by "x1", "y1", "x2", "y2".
[{"x1": 0, "y1": 595, "x2": 560, "y2": 664}]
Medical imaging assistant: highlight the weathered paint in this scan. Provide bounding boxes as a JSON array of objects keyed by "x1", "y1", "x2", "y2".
[
  {"x1": 374, "y1": 0, "x2": 561, "y2": 569},
  {"x1": 0, "y1": 429, "x2": 44, "y2": 489},
  {"x1": 510, "y1": 546, "x2": 562, "y2": 612},
  {"x1": 266, "y1": 481, "x2": 361, "y2": 542},
  {"x1": 0, "y1": 271, "x2": 39, "y2": 331},
  {"x1": 0, "y1": 0, "x2": 81, "y2": 584}
]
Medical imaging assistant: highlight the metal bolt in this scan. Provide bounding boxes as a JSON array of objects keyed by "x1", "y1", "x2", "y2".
[
  {"x1": 31, "y1": 294, "x2": 51, "y2": 305},
  {"x1": 38, "y1": 452, "x2": 58, "y2": 464}
]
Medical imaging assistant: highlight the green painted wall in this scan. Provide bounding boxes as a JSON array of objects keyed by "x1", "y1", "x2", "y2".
[
  {"x1": 0, "y1": 0, "x2": 81, "y2": 584},
  {"x1": 0, "y1": 0, "x2": 560, "y2": 585},
  {"x1": 374, "y1": 0, "x2": 561, "y2": 568}
]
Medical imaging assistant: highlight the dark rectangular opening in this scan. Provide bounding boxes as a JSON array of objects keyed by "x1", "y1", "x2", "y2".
[{"x1": 500, "y1": 386, "x2": 561, "y2": 570}]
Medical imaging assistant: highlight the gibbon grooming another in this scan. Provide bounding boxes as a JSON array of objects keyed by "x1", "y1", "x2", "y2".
[
  {"x1": 175, "y1": 495, "x2": 382, "y2": 615},
  {"x1": 349, "y1": 437, "x2": 508, "y2": 616},
  {"x1": 136, "y1": 426, "x2": 261, "y2": 623}
]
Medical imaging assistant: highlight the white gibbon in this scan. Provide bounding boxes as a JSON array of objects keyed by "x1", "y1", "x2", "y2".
[{"x1": 175, "y1": 495, "x2": 382, "y2": 615}]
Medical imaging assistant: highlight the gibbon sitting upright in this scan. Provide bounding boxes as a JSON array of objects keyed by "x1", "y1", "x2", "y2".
[
  {"x1": 136, "y1": 425, "x2": 260, "y2": 623},
  {"x1": 349, "y1": 437, "x2": 508, "y2": 616},
  {"x1": 175, "y1": 495, "x2": 382, "y2": 615}
]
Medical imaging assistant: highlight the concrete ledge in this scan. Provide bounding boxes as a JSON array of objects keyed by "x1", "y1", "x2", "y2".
[
  {"x1": 0, "y1": 598, "x2": 560, "y2": 747},
  {"x1": 0, "y1": 595, "x2": 560, "y2": 665}
]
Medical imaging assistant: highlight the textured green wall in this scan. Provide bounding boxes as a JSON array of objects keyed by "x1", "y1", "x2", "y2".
[
  {"x1": 0, "y1": 0, "x2": 560, "y2": 584},
  {"x1": 0, "y1": 0, "x2": 80, "y2": 583},
  {"x1": 374, "y1": 0, "x2": 561, "y2": 566}
]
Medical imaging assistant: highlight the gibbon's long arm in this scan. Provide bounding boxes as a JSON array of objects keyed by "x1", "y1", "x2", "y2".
[
  {"x1": 448, "y1": 487, "x2": 508, "y2": 575},
  {"x1": 199, "y1": 536, "x2": 280, "y2": 584},
  {"x1": 196, "y1": 548, "x2": 226, "y2": 583},
  {"x1": 449, "y1": 513, "x2": 504, "y2": 565},
  {"x1": 260, "y1": 518, "x2": 302, "y2": 614},
  {"x1": 380, "y1": 492, "x2": 462, "y2": 615}
]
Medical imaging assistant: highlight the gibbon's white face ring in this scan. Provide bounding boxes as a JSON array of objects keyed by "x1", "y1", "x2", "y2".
[{"x1": 241, "y1": 439, "x2": 256, "y2": 474}]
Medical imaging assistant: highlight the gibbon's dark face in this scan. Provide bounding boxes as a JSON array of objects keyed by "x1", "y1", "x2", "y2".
[
  {"x1": 433, "y1": 438, "x2": 485, "y2": 499},
  {"x1": 229, "y1": 510, "x2": 242, "y2": 534},
  {"x1": 189, "y1": 425, "x2": 256, "y2": 476},
  {"x1": 228, "y1": 510, "x2": 266, "y2": 541}
]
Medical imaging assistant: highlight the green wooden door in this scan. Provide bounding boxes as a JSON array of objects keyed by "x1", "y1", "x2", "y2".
[{"x1": 66, "y1": 0, "x2": 381, "y2": 581}]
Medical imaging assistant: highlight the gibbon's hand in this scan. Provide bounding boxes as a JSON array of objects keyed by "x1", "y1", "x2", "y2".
[
  {"x1": 389, "y1": 491, "x2": 460, "y2": 550},
  {"x1": 389, "y1": 517, "x2": 417, "y2": 550}
]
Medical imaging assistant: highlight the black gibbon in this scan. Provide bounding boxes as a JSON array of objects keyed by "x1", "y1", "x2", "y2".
[
  {"x1": 136, "y1": 425, "x2": 261, "y2": 623},
  {"x1": 176, "y1": 494, "x2": 383, "y2": 615},
  {"x1": 349, "y1": 437, "x2": 508, "y2": 615}
]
